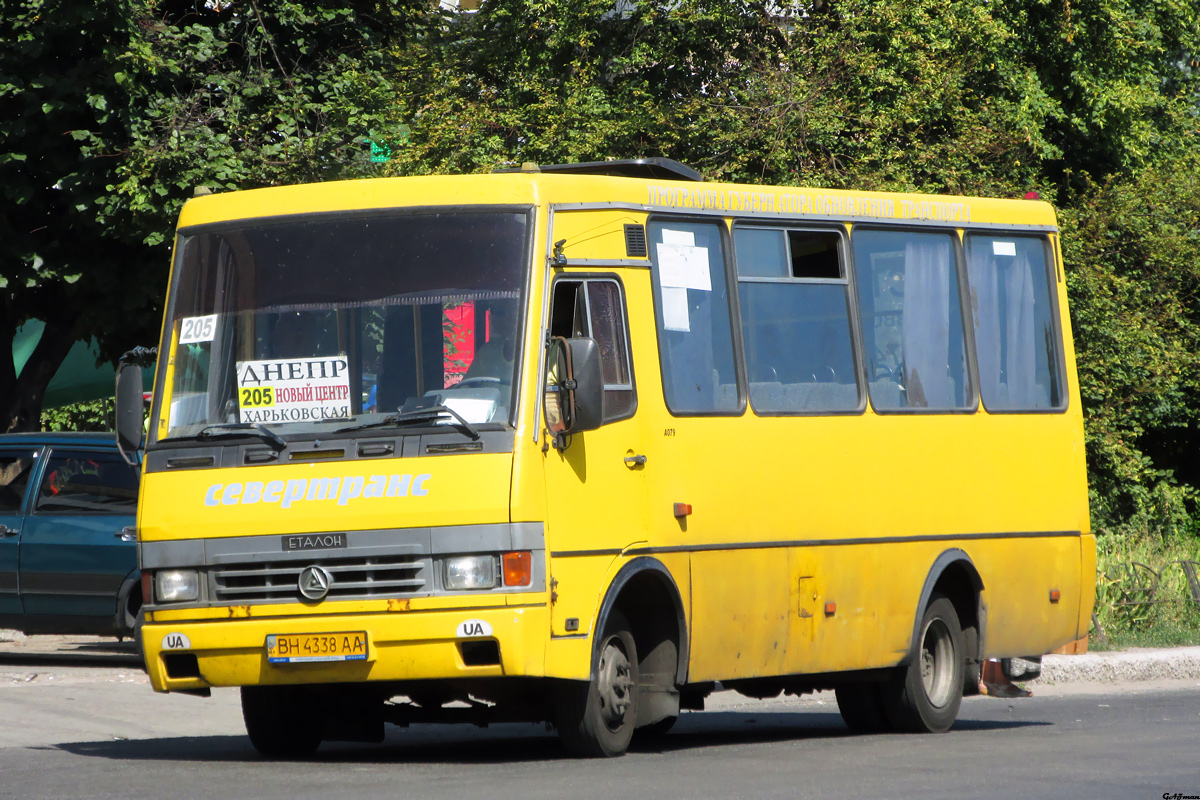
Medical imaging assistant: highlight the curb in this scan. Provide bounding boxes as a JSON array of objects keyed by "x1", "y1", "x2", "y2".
[{"x1": 1037, "y1": 646, "x2": 1200, "y2": 684}]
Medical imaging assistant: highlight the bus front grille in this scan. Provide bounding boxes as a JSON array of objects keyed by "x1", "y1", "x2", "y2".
[{"x1": 212, "y1": 555, "x2": 428, "y2": 603}]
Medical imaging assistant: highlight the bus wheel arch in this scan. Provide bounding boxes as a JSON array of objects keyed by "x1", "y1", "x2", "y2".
[
  {"x1": 596, "y1": 558, "x2": 688, "y2": 727},
  {"x1": 885, "y1": 549, "x2": 984, "y2": 732},
  {"x1": 910, "y1": 550, "x2": 984, "y2": 688}
]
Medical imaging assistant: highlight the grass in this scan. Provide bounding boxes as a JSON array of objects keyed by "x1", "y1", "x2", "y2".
[{"x1": 1089, "y1": 530, "x2": 1200, "y2": 651}]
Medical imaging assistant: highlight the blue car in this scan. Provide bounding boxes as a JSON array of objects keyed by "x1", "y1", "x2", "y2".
[{"x1": 0, "y1": 432, "x2": 140, "y2": 638}]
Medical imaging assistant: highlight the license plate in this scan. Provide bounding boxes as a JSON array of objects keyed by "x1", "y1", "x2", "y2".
[{"x1": 266, "y1": 632, "x2": 368, "y2": 663}]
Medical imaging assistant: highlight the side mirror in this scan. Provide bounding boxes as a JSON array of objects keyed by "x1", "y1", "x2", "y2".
[
  {"x1": 544, "y1": 336, "x2": 604, "y2": 442},
  {"x1": 115, "y1": 362, "x2": 145, "y2": 465}
]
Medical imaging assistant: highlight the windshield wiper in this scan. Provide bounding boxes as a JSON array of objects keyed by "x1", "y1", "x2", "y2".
[
  {"x1": 336, "y1": 405, "x2": 481, "y2": 440},
  {"x1": 196, "y1": 422, "x2": 288, "y2": 452}
]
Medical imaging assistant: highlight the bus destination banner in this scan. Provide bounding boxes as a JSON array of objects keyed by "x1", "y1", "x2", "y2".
[{"x1": 235, "y1": 356, "x2": 352, "y2": 423}]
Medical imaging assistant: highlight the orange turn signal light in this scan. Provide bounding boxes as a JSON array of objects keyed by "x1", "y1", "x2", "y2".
[
  {"x1": 503, "y1": 551, "x2": 532, "y2": 587},
  {"x1": 1049, "y1": 589, "x2": 1061, "y2": 603},
  {"x1": 824, "y1": 601, "x2": 837, "y2": 616},
  {"x1": 673, "y1": 503, "x2": 692, "y2": 518}
]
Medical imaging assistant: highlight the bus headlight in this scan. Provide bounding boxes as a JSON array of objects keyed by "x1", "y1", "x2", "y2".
[
  {"x1": 156, "y1": 569, "x2": 200, "y2": 603},
  {"x1": 445, "y1": 556, "x2": 498, "y2": 590}
]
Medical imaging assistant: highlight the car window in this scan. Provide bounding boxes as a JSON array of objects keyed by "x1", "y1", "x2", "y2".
[
  {"x1": 34, "y1": 449, "x2": 139, "y2": 516},
  {"x1": 0, "y1": 449, "x2": 38, "y2": 514}
]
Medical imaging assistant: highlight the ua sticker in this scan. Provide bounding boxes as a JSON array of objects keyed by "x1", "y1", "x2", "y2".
[
  {"x1": 162, "y1": 632, "x2": 191, "y2": 650},
  {"x1": 456, "y1": 619, "x2": 493, "y2": 638}
]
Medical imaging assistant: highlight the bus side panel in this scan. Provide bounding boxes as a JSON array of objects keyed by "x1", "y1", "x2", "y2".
[
  {"x1": 688, "y1": 549, "x2": 790, "y2": 682},
  {"x1": 973, "y1": 536, "x2": 1084, "y2": 658}
]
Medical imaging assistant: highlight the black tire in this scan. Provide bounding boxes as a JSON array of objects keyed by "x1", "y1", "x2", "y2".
[
  {"x1": 121, "y1": 585, "x2": 142, "y2": 636},
  {"x1": 882, "y1": 593, "x2": 965, "y2": 733},
  {"x1": 241, "y1": 686, "x2": 324, "y2": 758},
  {"x1": 555, "y1": 610, "x2": 640, "y2": 757},
  {"x1": 834, "y1": 683, "x2": 891, "y2": 734}
]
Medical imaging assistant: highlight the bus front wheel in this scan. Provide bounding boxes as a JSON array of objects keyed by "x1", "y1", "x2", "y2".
[
  {"x1": 555, "y1": 611, "x2": 640, "y2": 757},
  {"x1": 883, "y1": 593, "x2": 964, "y2": 733},
  {"x1": 241, "y1": 686, "x2": 324, "y2": 758}
]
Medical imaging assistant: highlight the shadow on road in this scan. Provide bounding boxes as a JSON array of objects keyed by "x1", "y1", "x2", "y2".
[
  {"x1": 50, "y1": 709, "x2": 1051, "y2": 764},
  {"x1": 0, "y1": 639, "x2": 142, "y2": 669}
]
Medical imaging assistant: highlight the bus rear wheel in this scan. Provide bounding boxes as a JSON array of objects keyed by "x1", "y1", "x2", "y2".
[
  {"x1": 883, "y1": 593, "x2": 964, "y2": 733},
  {"x1": 241, "y1": 686, "x2": 324, "y2": 758},
  {"x1": 555, "y1": 611, "x2": 639, "y2": 757},
  {"x1": 834, "y1": 682, "x2": 891, "y2": 733}
]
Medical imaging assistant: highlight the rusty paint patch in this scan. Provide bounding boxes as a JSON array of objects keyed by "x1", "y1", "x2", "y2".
[
  {"x1": 228, "y1": 605, "x2": 251, "y2": 618},
  {"x1": 387, "y1": 598, "x2": 411, "y2": 612}
]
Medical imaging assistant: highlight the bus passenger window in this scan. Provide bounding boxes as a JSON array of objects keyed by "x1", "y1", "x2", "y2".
[
  {"x1": 965, "y1": 235, "x2": 1064, "y2": 410},
  {"x1": 648, "y1": 221, "x2": 740, "y2": 414},
  {"x1": 548, "y1": 279, "x2": 636, "y2": 422},
  {"x1": 733, "y1": 228, "x2": 859, "y2": 414},
  {"x1": 852, "y1": 229, "x2": 970, "y2": 411}
]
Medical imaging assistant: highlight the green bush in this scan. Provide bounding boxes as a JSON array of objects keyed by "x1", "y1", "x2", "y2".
[{"x1": 41, "y1": 399, "x2": 112, "y2": 432}]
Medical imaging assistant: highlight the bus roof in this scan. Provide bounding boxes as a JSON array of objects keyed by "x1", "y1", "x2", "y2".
[{"x1": 177, "y1": 169, "x2": 1058, "y2": 231}]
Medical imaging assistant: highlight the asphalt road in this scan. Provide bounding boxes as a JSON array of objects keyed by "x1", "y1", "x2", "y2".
[{"x1": 1, "y1": 639, "x2": 1198, "y2": 800}]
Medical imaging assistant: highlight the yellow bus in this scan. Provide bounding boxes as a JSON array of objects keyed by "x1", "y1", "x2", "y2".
[{"x1": 117, "y1": 159, "x2": 1094, "y2": 757}]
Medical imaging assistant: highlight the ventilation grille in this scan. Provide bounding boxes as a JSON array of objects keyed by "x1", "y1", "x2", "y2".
[
  {"x1": 624, "y1": 224, "x2": 648, "y2": 258},
  {"x1": 212, "y1": 554, "x2": 427, "y2": 603}
]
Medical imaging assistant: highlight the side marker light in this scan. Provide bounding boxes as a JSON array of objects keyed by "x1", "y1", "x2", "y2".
[{"x1": 673, "y1": 503, "x2": 692, "y2": 518}]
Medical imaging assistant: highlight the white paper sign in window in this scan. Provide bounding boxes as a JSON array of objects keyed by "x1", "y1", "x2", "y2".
[
  {"x1": 992, "y1": 240, "x2": 1017, "y2": 257},
  {"x1": 661, "y1": 287, "x2": 691, "y2": 332},
  {"x1": 235, "y1": 355, "x2": 352, "y2": 423},
  {"x1": 657, "y1": 229, "x2": 712, "y2": 292},
  {"x1": 178, "y1": 315, "x2": 218, "y2": 344}
]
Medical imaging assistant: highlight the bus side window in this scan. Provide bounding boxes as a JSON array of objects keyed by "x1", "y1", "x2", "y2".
[
  {"x1": 852, "y1": 228, "x2": 970, "y2": 411},
  {"x1": 733, "y1": 227, "x2": 860, "y2": 414},
  {"x1": 964, "y1": 234, "x2": 1064, "y2": 411},
  {"x1": 648, "y1": 220, "x2": 740, "y2": 414},
  {"x1": 549, "y1": 279, "x2": 636, "y2": 423}
]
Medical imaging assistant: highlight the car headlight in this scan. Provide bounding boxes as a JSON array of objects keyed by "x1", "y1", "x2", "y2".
[
  {"x1": 445, "y1": 555, "x2": 498, "y2": 590},
  {"x1": 155, "y1": 569, "x2": 200, "y2": 603}
]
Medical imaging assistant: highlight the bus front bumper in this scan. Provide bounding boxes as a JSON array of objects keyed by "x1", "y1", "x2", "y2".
[{"x1": 141, "y1": 604, "x2": 550, "y2": 693}]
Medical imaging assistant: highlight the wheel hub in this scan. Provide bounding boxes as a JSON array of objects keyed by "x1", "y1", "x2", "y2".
[
  {"x1": 596, "y1": 638, "x2": 634, "y2": 729},
  {"x1": 920, "y1": 618, "x2": 954, "y2": 708}
]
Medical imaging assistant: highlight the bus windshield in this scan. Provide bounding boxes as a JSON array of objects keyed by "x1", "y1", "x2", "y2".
[{"x1": 155, "y1": 209, "x2": 530, "y2": 443}]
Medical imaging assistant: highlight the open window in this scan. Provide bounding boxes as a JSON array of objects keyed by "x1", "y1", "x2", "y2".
[
  {"x1": 547, "y1": 278, "x2": 636, "y2": 424},
  {"x1": 733, "y1": 227, "x2": 860, "y2": 414}
]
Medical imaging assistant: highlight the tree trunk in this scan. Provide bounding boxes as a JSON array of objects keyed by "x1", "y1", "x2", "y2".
[{"x1": 0, "y1": 309, "x2": 81, "y2": 433}]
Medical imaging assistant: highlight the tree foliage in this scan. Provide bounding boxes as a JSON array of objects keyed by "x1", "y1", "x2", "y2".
[
  {"x1": 0, "y1": 0, "x2": 424, "y2": 430},
  {"x1": 3, "y1": 0, "x2": 1200, "y2": 535},
  {"x1": 390, "y1": 0, "x2": 1200, "y2": 534}
]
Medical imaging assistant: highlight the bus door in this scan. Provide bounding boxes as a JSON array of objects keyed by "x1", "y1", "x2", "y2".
[{"x1": 542, "y1": 276, "x2": 647, "y2": 639}]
